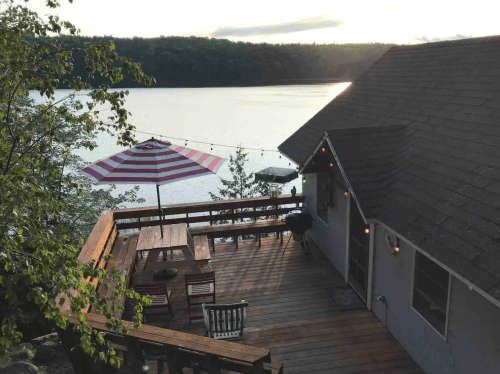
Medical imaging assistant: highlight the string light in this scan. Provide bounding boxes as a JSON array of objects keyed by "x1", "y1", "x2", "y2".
[
  {"x1": 302, "y1": 176, "x2": 306, "y2": 183},
  {"x1": 469, "y1": 286, "x2": 473, "y2": 291},
  {"x1": 134, "y1": 129, "x2": 281, "y2": 154},
  {"x1": 211, "y1": 144, "x2": 213, "y2": 151},
  {"x1": 394, "y1": 246, "x2": 400, "y2": 252},
  {"x1": 261, "y1": 150, "x2": 264, "y2": 156},
  {"x1": 322, "y1": 147, "x2": 326, "y2": 152},
  {"x1": 330, "y1": 162, "x2": 334, "y2": 167},
  {"x1": 185, "y1": 140, "x2": 188, "y2": 146},
  {"x1": 365, "y1": 227, "x2": 370, "y2": 234},
  {"x1": 344, "y1": 190, "x2": 349, "y2": 197}
]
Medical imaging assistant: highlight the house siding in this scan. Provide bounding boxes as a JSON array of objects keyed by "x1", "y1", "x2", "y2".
[
  {"x1": 371, "y1": 225, "x2": 500, "y2": 374},
  {"x1": 302, "y1": 171, "x2": 348, "y2": 279}
]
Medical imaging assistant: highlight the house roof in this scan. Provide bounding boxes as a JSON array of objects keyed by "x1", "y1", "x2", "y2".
[{"x1": 279, "y1": 35, "x2": 500, "y2": 303}]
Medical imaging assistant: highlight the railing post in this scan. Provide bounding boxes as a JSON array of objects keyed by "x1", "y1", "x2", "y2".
[
  {"x1": 210, "y1": 210, "x2": 213, "y2": 226},
  {"x1": 204, "y1": 353, "x2": 221, "y2": 374},
  {"x1": 231, "y1": 209, "x2": 237, "y2": 244},
  {"x1": 164, "y1": 345, "x2": 183, "y2": 374},
  {"x1": 186, "y1": 212, "x2": 190, "y2": 227},
  {"x1": 253, "y1": 206, "x2": 257, "y2": 221},
  {"x1": 126, "y1": 336, "x2": 147, "y2": 374}
]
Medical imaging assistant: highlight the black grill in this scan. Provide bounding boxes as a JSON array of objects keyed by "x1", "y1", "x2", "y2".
[{"x1": 285, "y1": 211, "x2": 313, "y2": 235}]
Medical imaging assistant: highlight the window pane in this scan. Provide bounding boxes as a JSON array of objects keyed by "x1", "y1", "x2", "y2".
[{"x1": 413, "y1": 252, "x2": 449, "y2": 336}]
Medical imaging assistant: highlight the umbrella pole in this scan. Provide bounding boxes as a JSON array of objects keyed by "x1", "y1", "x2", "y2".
[{"x1": 156, "y1": 185, "x2": 164, "y2": 238}]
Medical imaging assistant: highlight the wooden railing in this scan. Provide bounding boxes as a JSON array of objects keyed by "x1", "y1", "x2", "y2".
[
  {"x1": 57, "y1": 196, "x2": 297, "y2": 373},
  {"x1": 113, "y1": 194, "x2": 304, "y2": 230},
  {"x1": 59, "y1": 312, "x2": 275, "y2": 374}
]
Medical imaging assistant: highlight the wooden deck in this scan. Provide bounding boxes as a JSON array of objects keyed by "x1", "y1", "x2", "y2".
[{"x1": 124, "y1": 234, "x2": 424, "y2": 374}]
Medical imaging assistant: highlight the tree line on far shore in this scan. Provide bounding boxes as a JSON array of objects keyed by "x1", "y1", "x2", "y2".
[{"x1": 53, "y1": 35, "x2": 395, "y2": 87}]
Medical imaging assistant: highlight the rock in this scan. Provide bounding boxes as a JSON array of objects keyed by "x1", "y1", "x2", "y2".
[
  {"x1": 14, "y1": 347, "x2": 34, "y2": 361},
  {"x1": 0, "y1": 362, "x2": 38, "y2": 374},
  {"x1": 34, "y1": 342, "x2": 59, "y2": 361}
]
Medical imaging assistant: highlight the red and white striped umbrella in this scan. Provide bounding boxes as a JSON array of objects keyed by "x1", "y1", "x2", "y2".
[
  {"x1": 79, "y1": 137, "x2": 226, "y2": 185},
  {"x1": 79, "y1": 137, "x2": 227, "y2": 238}
]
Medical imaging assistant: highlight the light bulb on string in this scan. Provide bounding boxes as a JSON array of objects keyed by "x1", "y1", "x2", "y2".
[
  {"x1": 394, "y1": 246, "x2": 400, "y2": 252},
  {"x1": 365, "y1": 227, "x2": 370, "y2": 234},
  {"x1": 261, "y1": 150, "x2": 264, "y2": 157},
  {"x1": 185, "y1": 140, "x2": 188, "y2": 147},
  {"x1": 344, "y1": 190, "x2": 349, "y2": 197},
  {"x1": 330, "y1": 162, "x2": 334, "y2": 168},
  {"x1": 211, "y1": 144, "x2": 213, "y2": 151},
  {"x1": 322, "y1": 147, "x2": 326, "y2": 152},
  {"x1": 302, "y1": 176, "x2": 306, "y2": 183}
]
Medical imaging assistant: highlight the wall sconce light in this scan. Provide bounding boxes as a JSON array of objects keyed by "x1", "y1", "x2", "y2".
[
  {"x1": 385, "y1": 231, "x2": 400, "y2": 255},
  {"x1": 365, "y1": 226, "x2": 370, "y2": 234}
]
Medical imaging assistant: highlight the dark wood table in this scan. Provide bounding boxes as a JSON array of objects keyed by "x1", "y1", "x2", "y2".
[{"x1": 136, "y1": 223, "x2": 194, "y2": 272}]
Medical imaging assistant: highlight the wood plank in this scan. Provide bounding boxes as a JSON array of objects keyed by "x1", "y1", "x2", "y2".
[{"x1": 194, "y1": 236, "x2": 211, "y2": 260}]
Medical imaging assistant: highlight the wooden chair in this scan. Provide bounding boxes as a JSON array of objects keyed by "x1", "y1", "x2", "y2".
[
  {"x1": 134, "y1": 283, "x2": 173, "y2": 319},
  {"x1": 185, "y1": 272, "x2": 216, "y2": 322},
  {"x1": 202, "y1": 301, "x2": 248, "y2": 340}
]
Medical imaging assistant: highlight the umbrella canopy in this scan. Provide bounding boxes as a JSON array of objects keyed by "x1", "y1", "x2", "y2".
[
  {"x1": 79, "y1": 138, "x2": 226, "y2": 185},
  {"x1": 79, "y1": 137, "x2": 226, "y2": 238}
]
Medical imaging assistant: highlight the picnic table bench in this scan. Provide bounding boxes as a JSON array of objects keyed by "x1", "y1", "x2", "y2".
[{"x1": 188, "y1": 218, "x2": 288, "y2": 250}]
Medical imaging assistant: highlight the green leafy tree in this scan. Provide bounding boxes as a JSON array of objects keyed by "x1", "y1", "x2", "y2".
[
  {"x1": 0, "y1": 0, "x2": 154, "y2": 368},
  {"x1": 209, "y1": 146, "x2": 282, "y2": 240}
]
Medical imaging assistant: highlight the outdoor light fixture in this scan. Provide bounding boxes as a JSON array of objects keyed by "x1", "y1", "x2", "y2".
[
  {"x1": 385, "y1": 231, "x2": 400, "y2": 255},
  {"x1": 365, "y1": 227, "x2": 370, "y2": 234}
]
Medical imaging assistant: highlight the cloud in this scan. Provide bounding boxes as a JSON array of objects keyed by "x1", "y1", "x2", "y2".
[
  {"x1": 212, "y1": 16, "x2": 344, "y2": 38},
  {"x1": 412, "y1": 34, "x2": 473, "y2": 43}
]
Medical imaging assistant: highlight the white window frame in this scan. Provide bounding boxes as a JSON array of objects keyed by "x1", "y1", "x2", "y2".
[
  {"x1": 410, "y1": 248, "x2": 452, "y2": 341},
  {"x1": 410, "y1": 249, "x2": 452, "y2": 341}
]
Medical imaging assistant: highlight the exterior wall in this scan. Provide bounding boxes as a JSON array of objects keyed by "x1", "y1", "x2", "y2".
[
  {"x1": 371, "y1": 224, "x2": 500, "y2": 374},
  {"x1": 302, "y1": 171, "x2": 348, "y2": 278}
]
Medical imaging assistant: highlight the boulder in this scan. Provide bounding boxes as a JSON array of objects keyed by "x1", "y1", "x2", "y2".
[
  {"x1": 14, "y1": 347, "x2": 34, "y2": 362},
  {"x1": 0, "y1": 362, "x2": 38, "y2": 374},
  {"x1": 34, "y1": 342, "x2": 59, "y2": 361}
]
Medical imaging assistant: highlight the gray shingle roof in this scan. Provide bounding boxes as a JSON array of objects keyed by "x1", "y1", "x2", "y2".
[{"x1": 279, "y1": 35, "x2": 500, "y2": 302}]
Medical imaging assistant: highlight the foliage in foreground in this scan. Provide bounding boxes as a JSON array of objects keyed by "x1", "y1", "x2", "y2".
[{"x1": 0, "y1": 0, "x2": 154, "y2": 368}]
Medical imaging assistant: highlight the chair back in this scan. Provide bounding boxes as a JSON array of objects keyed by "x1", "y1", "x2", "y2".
[
  {"x1": 202, "y1": 301, "x2": 248, "y2": 340},
  {"x1": 185, "y1": 272, "x2": 216, "y2": 297}
]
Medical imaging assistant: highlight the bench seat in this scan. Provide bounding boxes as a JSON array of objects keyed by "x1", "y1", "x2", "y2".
[{"x1": 189, "y1": 219, "x2": 287, "y2": 250}]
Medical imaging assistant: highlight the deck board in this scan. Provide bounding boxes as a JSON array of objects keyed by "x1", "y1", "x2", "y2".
[{"x1": 123, "y1": 234, "x2": 423, "y2": 374}]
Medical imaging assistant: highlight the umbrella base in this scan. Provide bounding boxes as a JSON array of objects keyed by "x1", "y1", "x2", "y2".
[{"x1": 153, "y1": 268, "x2": 178, "y2": 280}]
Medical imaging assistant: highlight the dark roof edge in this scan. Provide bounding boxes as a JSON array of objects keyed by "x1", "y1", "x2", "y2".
[
  {"x1": 393, "y1": 35, "x2": 500, "y2": 51},
  {"x1": 371, "y1": 217, "x2": 500, "y2": 310}
]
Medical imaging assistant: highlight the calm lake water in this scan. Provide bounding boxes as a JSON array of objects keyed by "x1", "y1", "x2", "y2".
[{"x1": 33, "y1": 84, "x2": 349, "y2": 209}]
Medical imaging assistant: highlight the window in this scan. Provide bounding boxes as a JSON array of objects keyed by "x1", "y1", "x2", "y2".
[
  {"x1": 412, "y1": 252, "x2": 450, "y2": 336},
  {"x1": 316, "y1": 172, "x2": 329, "y2": 224}
]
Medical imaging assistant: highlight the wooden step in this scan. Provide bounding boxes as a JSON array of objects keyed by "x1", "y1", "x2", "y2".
[{"x1": 194, "y1": 235, "x2": 211, "y2": 261}]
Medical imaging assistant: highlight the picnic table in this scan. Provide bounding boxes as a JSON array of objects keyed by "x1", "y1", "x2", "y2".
[{"x1": 136, "y1": 223, "x2": 195, "y2": 277}]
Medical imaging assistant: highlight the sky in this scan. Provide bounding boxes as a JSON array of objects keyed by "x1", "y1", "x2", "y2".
[{"x1": 21, "y1": 0, "x2": 500, "y2": 45}]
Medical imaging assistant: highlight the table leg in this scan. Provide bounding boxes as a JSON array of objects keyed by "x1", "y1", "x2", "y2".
[{"x1": 144, "y1": 249, "x2": 160, "y2": 270}]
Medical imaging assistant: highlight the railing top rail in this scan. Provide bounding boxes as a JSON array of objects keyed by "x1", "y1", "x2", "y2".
[
  {"x1": 78, "y1": 211, "x2": 115, "y2": 264},
  {"x1": 66, "y1": 312, "x2": 270, "y2": 364},
  {"x1": 112, "y1": 193, "x2": 304, "y2": 220}
]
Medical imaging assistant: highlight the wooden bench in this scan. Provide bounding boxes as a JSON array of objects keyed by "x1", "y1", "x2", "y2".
[
  {"x1": 91, "y1": 234, "x2": 138, "y2": 315},
  {"x1": 189, "y1": 219, "x2": 288, "y2": 250},
  {"x1": 193, "y1": 235, "x2": 210, "y2": 260}
]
